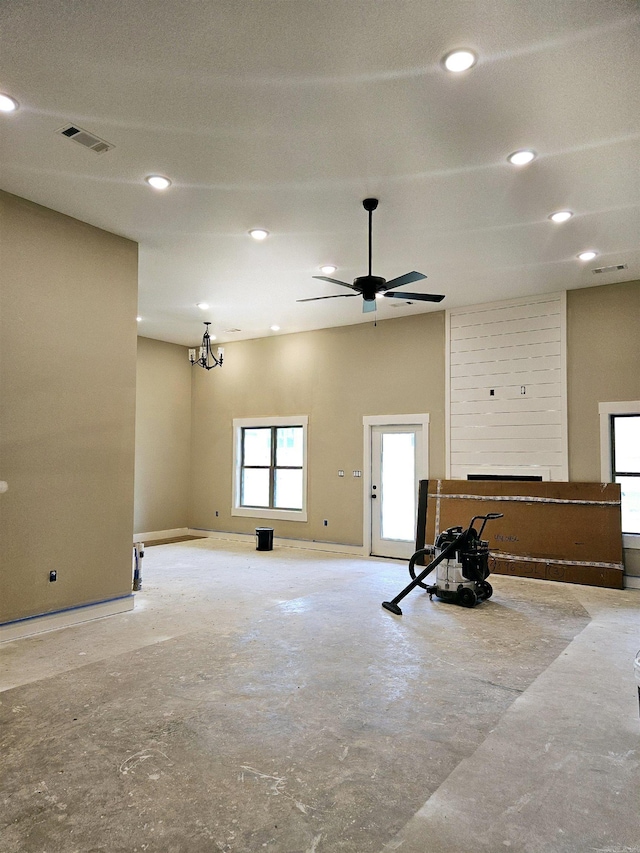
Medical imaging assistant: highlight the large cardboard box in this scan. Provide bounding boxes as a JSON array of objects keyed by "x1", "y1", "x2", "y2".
[{"x1": 416, "y1": 480, "x2": 624, "y2": 589}]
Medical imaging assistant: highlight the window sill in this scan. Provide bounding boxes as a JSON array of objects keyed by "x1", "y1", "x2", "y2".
[{"x1": 232, "y1": 506, "x2": 308, "y2": 523}]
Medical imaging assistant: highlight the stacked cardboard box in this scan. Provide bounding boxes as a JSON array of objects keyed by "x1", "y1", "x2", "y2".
[{"x1": 416, "y1": 480, "x2": 623, "y2": 589}]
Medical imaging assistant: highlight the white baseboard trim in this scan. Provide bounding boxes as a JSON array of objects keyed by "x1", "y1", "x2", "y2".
[
  {"x1": 133, "y1": 527, "x2": 189, "y2": 543},
  {"x1": 624, "y1": 575, "x2": 640, "y2": 590},
  {"x1": 1, "y1": 595, "x2": 135, "y2": 643},
  {"x1": 188, "y1": 528, "x2": 367, "y2": 557}
]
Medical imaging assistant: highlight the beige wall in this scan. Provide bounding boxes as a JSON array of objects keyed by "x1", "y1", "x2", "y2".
[
  {"x1": 567, "y1": 280, "x2": 640, "y2": 481},
  {"x1": 134, "y1": 337, "x2": 192, "y2": 535},
  {"x1": 0, "y1": 192, "x2": 138, "y2": 624},
  {"x1": 189, "y1": 312, "x2": 446, "y2": 545},
  {"x1": 3, "y1": 190, "x2": 634, "y2": 622},
  {"x1": 184, "y1": 280, "x2": 640, "y2": 546}
]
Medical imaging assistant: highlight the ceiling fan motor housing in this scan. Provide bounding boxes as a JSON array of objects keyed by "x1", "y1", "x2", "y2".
[{"x1": 354, "y1": 275, "x2": 386, "y2": 301}]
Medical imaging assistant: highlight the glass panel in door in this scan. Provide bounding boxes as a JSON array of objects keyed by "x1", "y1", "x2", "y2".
[
  {"x1": 381, "y1": 432, "x2": 416, "y2": 541},
  {"x1": 371, "y1": 425, "x2": 420, "y2": 559}
]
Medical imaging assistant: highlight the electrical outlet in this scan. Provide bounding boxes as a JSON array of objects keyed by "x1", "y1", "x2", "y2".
[
  {"x1": 49, "y1": 571, "x2": 57, "y2": 582},
  {"x1": 323, "y1": 519, "x2": 328, "y2": 526},
  {"x1": 215, "y1": 510, "x2": 219, "y2": 517}
]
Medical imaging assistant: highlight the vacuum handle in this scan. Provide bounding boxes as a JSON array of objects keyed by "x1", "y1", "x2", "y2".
[{"x1": 471, "y1": 512, "x2": 504, "y2": 539}]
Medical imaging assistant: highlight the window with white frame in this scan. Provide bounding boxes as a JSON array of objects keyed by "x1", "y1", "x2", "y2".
[
  {"x1": 599, "y1": 402, "x2": 640, "y2": 544},
  {"x1": 232, "y1": 416, "x2": 308, "y2": 521},
  {"x1": 611, "y1": 414, "x2": 640, "y2": 535}
]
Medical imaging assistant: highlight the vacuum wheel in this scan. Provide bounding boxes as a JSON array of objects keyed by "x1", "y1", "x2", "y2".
[
  {"x1": 458, "y1": 588, "x2": 477, "y2": 608},
  {"x1": 479, "y1": 580, "x2": 493, "y2": 600}
]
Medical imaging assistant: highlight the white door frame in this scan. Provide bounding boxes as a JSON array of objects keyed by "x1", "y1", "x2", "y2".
[{"x1": 363, "y1": 414, "x2": 430, "y2": 557}]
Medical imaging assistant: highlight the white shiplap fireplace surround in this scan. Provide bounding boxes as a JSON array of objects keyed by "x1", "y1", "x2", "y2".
[{"x1": 446, "y1": 292, "x2": 568, "y2": 481}]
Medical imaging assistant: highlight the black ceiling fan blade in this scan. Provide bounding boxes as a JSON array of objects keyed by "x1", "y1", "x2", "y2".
[
  {"x1": 383, "y1": 270, "x2": 427, "y2": 290},
  {"x1": 384, "y1": 291, "x2": 445, "y2": 302},
  {"x1": 312, "y1": 275, "x2": 359, "y2": 292},
  {"x1": 297, "y1": 294, "x2": 359, "y2": 302}
]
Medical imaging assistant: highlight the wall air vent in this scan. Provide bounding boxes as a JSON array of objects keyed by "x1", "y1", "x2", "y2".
[
  {"x1": 58, "y1": 125, "x2": 114, "y2": 154},
  {"x1": 592, "y1": 264, "x2": 627, "y2": 274}
]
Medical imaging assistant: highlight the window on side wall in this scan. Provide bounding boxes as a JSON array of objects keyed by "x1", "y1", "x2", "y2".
[
  {"x1": 611, "y1": 414, "x2": 640, "y2": 535},
  {"x1": 232, "y1": 416, "x2": 308, "y2": 522},
  {"x1": 599, "y1": 402, "x2": 640, "y2": 546}
]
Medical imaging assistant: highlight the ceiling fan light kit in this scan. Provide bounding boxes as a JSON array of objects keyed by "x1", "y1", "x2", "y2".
[{"x1": 298, "y1": 198, "x2": 445, "y2": 314}]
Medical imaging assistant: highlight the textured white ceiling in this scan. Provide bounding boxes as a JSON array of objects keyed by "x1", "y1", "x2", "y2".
[{"x1": 1, "y1": 0, "x2": 639, "y2": 345}]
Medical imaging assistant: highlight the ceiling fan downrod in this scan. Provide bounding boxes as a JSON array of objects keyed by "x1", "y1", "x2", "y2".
[{"x1": 363, "y1": 198, "x2": 378, "y2": 279}]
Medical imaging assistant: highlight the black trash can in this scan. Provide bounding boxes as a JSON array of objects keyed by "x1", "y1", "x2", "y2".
[{"x1": 255, "y1": 527, "x2": 274, "y2": 551}]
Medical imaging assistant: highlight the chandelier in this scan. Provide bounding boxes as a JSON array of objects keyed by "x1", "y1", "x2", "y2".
[{"x1": 189, "y1": 322, "x2": 223, "y2": 371}]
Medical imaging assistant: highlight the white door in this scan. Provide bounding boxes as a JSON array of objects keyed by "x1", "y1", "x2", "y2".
[{"x1": 370, "y1": 425, "x2": 422, "y2": 559}]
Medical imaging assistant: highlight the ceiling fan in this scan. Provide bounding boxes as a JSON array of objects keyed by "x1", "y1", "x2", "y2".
[{"x1": 298, "y1": 198, "x2": 445, "y2": 314}]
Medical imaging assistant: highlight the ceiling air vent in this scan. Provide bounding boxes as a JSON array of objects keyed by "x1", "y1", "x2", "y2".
[
  {"x1": 58, "y1": 124, "x2": 114, "y2": 154},
  {"x1": 223, "y1": 328, "x2": 242, "y2": 334},
  {"x1": 593, "y1": 264, "x2": 627, "y2": 274}
]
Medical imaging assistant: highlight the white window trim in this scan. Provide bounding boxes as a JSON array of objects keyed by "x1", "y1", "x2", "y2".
[
  {"x1": 232, "y1": 415, "x2": 308, "y2": 522},
  {"x1": 598, "y1": 401, "x2": 640, "y2": 550}
]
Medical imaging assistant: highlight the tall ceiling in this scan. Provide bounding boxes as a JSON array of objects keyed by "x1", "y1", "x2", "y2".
[{"x1": 1, "y1": 0, "x2": 639, "y2": 346}]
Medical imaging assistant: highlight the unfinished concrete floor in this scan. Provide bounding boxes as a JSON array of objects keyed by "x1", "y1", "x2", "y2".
[{"x1": 1, "y1": 539, "x2": 638, "y2": 853}]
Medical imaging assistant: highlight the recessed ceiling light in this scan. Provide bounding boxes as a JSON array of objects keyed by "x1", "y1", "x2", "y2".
[
  {"x1": 270, "y1": 325, "x2": 280, "y2": 332},
  {"x1": 549, "y1": 210, "x2": 573, "y2": 223},
  {"x1": 0, "y1": 93, "x2": 19, "y2": 112},
  {"x1": 320, "y1": 265, "x2": 337, "y2": 275},
  {"x1": 577, "y1": 250, "x2": 598, "y2": 262},
  {"x1": 136, "y1": 316, "x2": 142, "y2": 322},
  {"x1": 507, "y1": 149, "x2": 536, "y2": 166},
  {"x1": 442, "y1": 49, "x2": 477, "y2": 73},
  {"x1": 249, "y1": 228, "x2": 269, "y2": 241},
  {"x1": 145, "y1": 175, "x2": 171, "y2": 190},
  {"x1": 196, "y1": 302, "x2": 209, "y2": 310}
]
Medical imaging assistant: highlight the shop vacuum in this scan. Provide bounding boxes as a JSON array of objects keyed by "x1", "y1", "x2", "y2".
[{"x1": 382, "y1": 513, "x2": 503, "y2": 616}]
